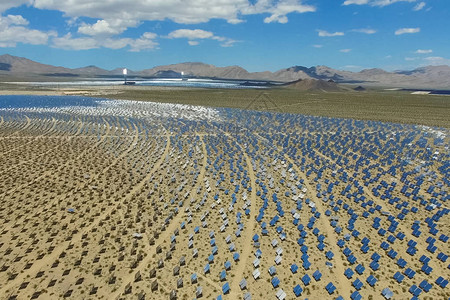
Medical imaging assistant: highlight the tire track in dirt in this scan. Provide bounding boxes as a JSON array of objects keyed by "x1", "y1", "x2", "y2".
[
  {"x1": 0, "y1": 118, "x2": 111, "y2": 199},
  {"x1": 253, "y1": 132, "x2": 350, "y2": 299},
  {"x1": 228, "y1": 150, "x2": 257, "y2": 298},
  {"x1": 0, "y1": 118, "x2": 66, "y2": 173},
  {"x1": 0, "y1": 130, "x2": 170, "y2": 296},
  {"x1": 219, "y1": 131, "x2": 257, "y2": 298},
  {"x1": 110, "y1": 134, "x2": 206, "y2": 299}
]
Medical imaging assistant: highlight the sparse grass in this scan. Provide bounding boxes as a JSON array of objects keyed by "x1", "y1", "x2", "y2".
[{"x1": 99, "y1": 88, "x2": 450, "y2": 128}]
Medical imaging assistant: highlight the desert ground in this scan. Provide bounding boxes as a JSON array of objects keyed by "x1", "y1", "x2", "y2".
[
  {"x1": 0, "y1": 82, "x2": 449, "y2": 128},
  {"x1": 0, "y1": 86, "x2": 449, "y2": 300}
]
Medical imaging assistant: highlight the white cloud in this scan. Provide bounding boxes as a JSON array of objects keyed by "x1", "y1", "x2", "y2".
[
  {"x1": 2, "y1": 14, "x2": 29, "y2": 26},
  {"x1": 395, "y1": 27, "x2": 420, "y2": 35},
  {"x1": 257, "y1": 1, "x2": 316, "y2": 23},
  {"x1": 0, "y1": 15, "x2": 55, "y2": 47},
  {"x1": 340, "y1": 48, "x2": 352, "y2": 53},
  {"x1": 78, "y1": 19, "x2": 140, "y2": 37},
  {"x1": 423, "y1": 56, "x2": 450, "y2": 65},
  {"x1": 413, "y1": 1, "x2": 426, "y2": 11},
  {"x1": 218, "y1": 39, "x2": 237, "y2": 47},
  {"x1": 128, "y1": 32, "x2": 159, "y2": 52},
  {"x1": 343, "y1": 0, "x2": 369, "y2": 5},
  {"x1": 167, "y1": 29, "x2": 236, "y2": 47},
  {"x1": 52, "y1": 34, "x2": 101, "y2": 50},
  {"x1": 264, "y1": 15, "x2": 288, "y2": 24},
  {"x1": 312, "y1": 44, "x2": 323, "y2": 48},
  {"x1": 351, "y1": 28, "x2": 377, "y2": 34},
  {"x1": 405, "y1": 57, "x2": 419, "y2": 61},
  {"x1": 1, "y1": 0, "x2": 317, "y2": 54},
  {"x1": 415, "y1": 49, "x2": 432, "y2": 54},
  {"x1": 28, "y1": 0, "x2": 315, "y2": 27},
  {"x1": 0, "y1": 0, "x2": 29, "y2": 13},
  {"x1": 343, "y1": 0, "x2": 416, "y2": 7},
  {"x1": 318, "y1": 30, "x2": 344, "y2": 37},
  {"x1": 343, "y1": 65, "x2": 363, "y2": 70},
  {"x1": 52, "y1": 32, "x2": 158, "y2": 51},
  {"x1": 168, "y1": 29, "x2": 214, "y2": 40}
]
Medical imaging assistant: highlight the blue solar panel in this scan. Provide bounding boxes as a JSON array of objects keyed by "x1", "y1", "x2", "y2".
[
  {"x1": 361, "y1": 244, "x2": 370, "y2": 253},
  {"x1": 351, "y1": 291, "x2": 362, "y2": 300},
  {"x1": 271, "y1": 277, "x2": 280, "y2": 288},
  {"x1": 435, "y1": 276, "x2": 449, "y2": 288},
  {"x1": 313, "y1": 270, "x2": 322, "y2": 281},
  {"x1": 293, "y1": 284, "x2": 303, "y2": 297},
  {"x1": 404, "y1": 268, "x2": 416, "y2": 279},
  {"x1": 325, "y1": 282, "x2": 336, "y2": 294},
  {"x1": 393, "y1": 271, "x2": 404, "y2": 283},
  {"x1": 352, "y1": 278, "x2": 363, "y2": 290},
  {"x1": 355, "y1": 264, "x2": 365, "y2": 275},
  {"x1": 302, "y1": 274, "x2": 311, "y2": 286},
  {"x1": 344, "y1": 268, "x2": 354, "y2": 279},
  {"x1": 366, "y1": 275, "x2": 377, "y2": 287},
  {"x1": 370, "y1": 261, "x2": 380, "y2": 271},
  {"x1": 222, "y1": 282, "x2": 230, "y2": 294},
  {"x1": 437, "y1": 252, "x2": 448, "y2": 262},
  {"x1": 421, "y1": 264, "x2": 433, "y2": 275},
  {"x1": 372, "y1": 252, "x2": 381, "y2": 261},
  {"x1": 396, "y1": 258, "x2": 407, "y2": 268},
  {"x1": 290, "y1": 264, "x2": 298, "y2": 274}
]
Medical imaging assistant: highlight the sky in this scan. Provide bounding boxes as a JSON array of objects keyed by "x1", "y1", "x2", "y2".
[{"x1": 0, "y1": 0, "x2": 449, "y2": 72}]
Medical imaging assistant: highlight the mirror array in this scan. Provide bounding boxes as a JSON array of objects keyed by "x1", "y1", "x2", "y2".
[{"x1": 0, "y1": 95, "x2": 448, "y2": 300}]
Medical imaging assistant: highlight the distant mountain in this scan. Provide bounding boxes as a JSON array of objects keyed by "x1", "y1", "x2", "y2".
[
  {"x1": 72, "y1": 65, "x2": 110, "y2": 76},
  {"x1": 140, "y1": 62, "x2": 252, "y2": 79},
  {"x1": 283, "y1": 78, "x2": 341, "y2": 92},
  {"x1": 1, "y1": 54, "x2": 449, "y2": 88},
  {"x1": 0, "y1": 54, "x2": 72, "y2": 75}
]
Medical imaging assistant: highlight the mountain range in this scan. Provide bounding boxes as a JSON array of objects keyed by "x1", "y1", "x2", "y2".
[{"x1": 1, "y1": 54, "x2": 449, "y2": 89}]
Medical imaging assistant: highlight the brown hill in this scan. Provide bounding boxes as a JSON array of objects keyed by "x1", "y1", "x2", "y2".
[
  {"x1": 1, "y1": 54, "x2": 450, "y2": 88},
  {"x1": 140, "y1": 62, "x2": 251, "y2": 79},
  {"x1": 283, "y1": 78, "x2": 341, "y2": 92},
  {"x1": 0, "y1": 54, "x2": 72, "y2": 75}
]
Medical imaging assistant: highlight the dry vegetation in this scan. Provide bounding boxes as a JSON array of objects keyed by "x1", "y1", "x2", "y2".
[
  {"x1": 101, "y1": 88, "x2": 450, "y2": 128},
  {"x1": 0, "y1": 88, "x2": 448, "y2": 300}
]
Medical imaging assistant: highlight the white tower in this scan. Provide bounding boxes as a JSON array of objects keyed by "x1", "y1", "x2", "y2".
[{"x1": 123, "y1": 68, "x2": 128, "y2": 84}]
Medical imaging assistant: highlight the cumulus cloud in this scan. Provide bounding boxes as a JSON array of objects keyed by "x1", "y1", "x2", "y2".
[
  {"x1": 168, "y1": 29, "x2": 214, "y2": 40},
  {"x1": 343, "y1": 65, "x2": 363, "y2": 70},
  {"x1": 413, "y1": 1, "x2": 426, "y2": 11},
  {"x1": 312, "y1": 44, "x2": 323, "y2": 48},
  {"x1": 52, "y1": 34, "x2": 100, "y2": 50},
  {"x1": 0, "y1": 0, "x2": 29, "y2": 13},
  {"x1": 318, "y1": 30, "x2": 344, "y2": 37},
  {"x1": 129, "y1": 32, "x2": 159, "y2": 52},
  {"x1": 340, "y1": 48, "x2": 352, "y2": 53},
  {"x1": 52, "y1": 32, "x2": 158, "y2": 51},
  {"x1": 254, "y1": 1, "x2": 316, "y2": 23},
  {"x1": 78, "y1": 19, "x2": 140, "y2": 37},
  {"x1": 395, "y1": 27, "x2": 420, "y2": 35},
  {"x1": 415, "y1": 49, "x2": 432, "y2": 54},
  {"x1": 27, "y1": 0, "x2": 315, "y2": 27},
  {"x1": 343, "y1": 0, "x2": 415, "y2": 7},
  {"x1": 1, "y1": 0, "x2": 317, "y2": 51},
  {"x1": 423, "y1": 56, "x2": 450, "y2": 65},
  {"x1": 167, "y1": 29, "x2": 236, "y2": 47},
  {"x1": 343, "y1": 0, "x2": 369, "y2": 5},
  {"x1": 351, "y1": 28, "x2": 377, "y2": 34},
  {"x1": 0, "y1": 15, "x2": 55, "y2": 47}
]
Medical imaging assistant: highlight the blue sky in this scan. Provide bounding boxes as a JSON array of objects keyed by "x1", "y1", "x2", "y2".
[{"x1": 0, "y1": 0, "x2": 448, "y2": 72}]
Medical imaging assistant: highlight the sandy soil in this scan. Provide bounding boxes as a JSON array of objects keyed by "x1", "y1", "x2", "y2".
[{"x1": 0, "y1": 96, "x2": 448, "y2": 300}]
